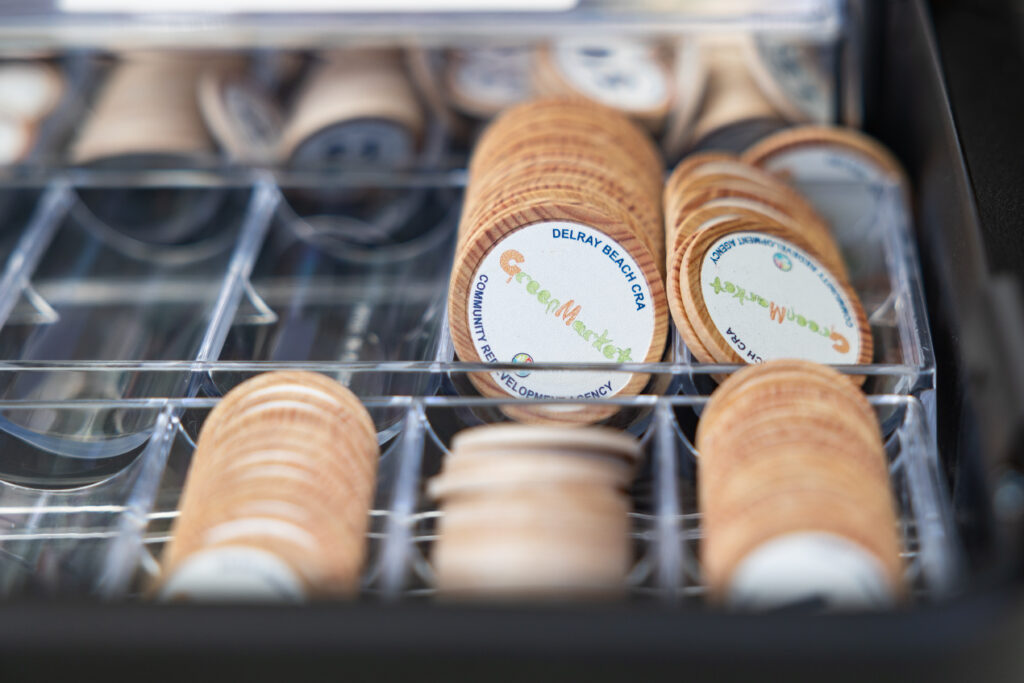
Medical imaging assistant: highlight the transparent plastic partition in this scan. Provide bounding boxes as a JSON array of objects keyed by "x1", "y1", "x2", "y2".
[{"x1": 0, "y1": 390, "x2": 954, "y2": 605}]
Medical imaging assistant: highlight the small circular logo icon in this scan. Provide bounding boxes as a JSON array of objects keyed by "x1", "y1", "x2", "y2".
[
  {"x1": 773, "y1": 252, "x2": 793, "y2": 272},
  {"x1": 511, "y1": 353, "x2": 534, "y2": 377}
]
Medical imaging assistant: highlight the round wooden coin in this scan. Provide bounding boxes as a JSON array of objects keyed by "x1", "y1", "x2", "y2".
[
  {"x1": 451, "y1": 423, "x2": 641, "y2": 461},
  {"x1": 742, "y1": 124, "x2": 908, "y2": 188},
  {"x1": 448, "y1": 204, "x2": 667, "y2": 419},
  {"x1": 532, "y1": 39, "x2": 673, "y2": 131},
  {"x1": 0, "y1": 61, "x2": 63, "y2": 121},
  {"x1": 675, "y1": 218, "x2": 872, "y2": 368}
]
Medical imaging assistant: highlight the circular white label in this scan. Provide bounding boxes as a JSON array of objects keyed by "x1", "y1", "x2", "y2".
[
  {"x1": 468, "y1": 221, "x2": 655, "y2": 399},
  {"x1": 727, "y1": 532, "x2": 894, "y2": 611},
  {"x1": 553, "y1": 39, "x2": 668, "y2": 111},
  {"x1": 451, "y1": 47, "x2": 533, "y2": 110},
  {"x1": 759, "y1": 147, "x2": 894, "y2": 248},
  {"x1": 696, "y1": 231, "x2": 861, "y2": 364},
  {"x1": 158, "y1": 546, "x2": 306, "y2": 603}
]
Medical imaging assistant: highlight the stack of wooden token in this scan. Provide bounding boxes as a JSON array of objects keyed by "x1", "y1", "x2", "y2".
[
  {"x1": 278, "y1": 49, "x2": 424, "y2": 167},
  {"x1": 155, "y1": 371, "x2": 379, "y2": 602},
  {"x1": 0, "y1": 60, "x2": 63, "y2": 164},
  {"x1": 664, "y1": 151, "x2": 872, "y2": 370},
  {"x1": 532, "y1": 39, "x2": 674, "y2": 133},
  {"x1": 697, "y1": 360, "x2": 903, "y2": 609},
  {"x1": 742, "y1": 125, "x2": 909, "y2": 191},
  {"x1": 448, "y1": 97, "x2": 668, "y2": 424},
  {"x1": 429, "y1": 424, "x2": 639, "y2": 600}
]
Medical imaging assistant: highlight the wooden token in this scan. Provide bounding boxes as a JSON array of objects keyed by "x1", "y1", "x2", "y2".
[
  {"x1": 742, "y1": 125, "x2": 909, "y2": 188},
  {"x1": 694, "y1": 360, "x2": 903, "y2": 603},
  {"x1": 451, "y1": 423, "x2": 640, "y2": 462},
  {"x1": 675, "y1": 218, "x2": 871, "y2": 369},
  {"x1": 278, "y1": 49, "x2": 423, "y2": 165},
  {"x1": 0, "y1": 61, "x2": 64, "y2": 121},
  {"x1": 469, "y1": 98, "x2": 662, "y2": 186},
  {"x1": 429, "y1": 453, "x2": 633, "y2": 499},
  {"x1": 460, "y1": 161, "x2": 664, "y2": 267},
  {"x1": 696, "y1": 361, "x2": 876, "y2": 442},
  {"x1": 159, "y1": 371, "x2": 379, "y2": 600},
  {"x1": 532, "y1": 39, "x2": 674, "y2": 131},
  {"x1": 444, "y1": 46, "x2": 535, "y2": 119},
  {"x1": 71, "y1": 53, "x2": 221, "y2": 164}
]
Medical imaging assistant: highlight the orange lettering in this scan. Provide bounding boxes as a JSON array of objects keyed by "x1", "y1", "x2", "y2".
[
  {"x1": 769, "y1": 302, "x2": 787, "y2": 324},
  {"x1": 830, "y1": 330, "x2": 850, "y2": 354},
  {"x1": 500, "y1": 249, "x2": 524, "y2": 283},
  {"x1": 554, "y1": 300, "x2": 581, "y2": 325}
]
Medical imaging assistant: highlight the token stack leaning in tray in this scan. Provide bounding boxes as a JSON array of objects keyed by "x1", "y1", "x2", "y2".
[
  {"x1": 155, "y1": 372, "x2": 379, "y2": 602},
  {"x1": 447, "y1": 97, "x2": 668, "y2": 424}
]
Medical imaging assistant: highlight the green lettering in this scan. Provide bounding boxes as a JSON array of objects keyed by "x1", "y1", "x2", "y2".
[{"x1": 526, "y1": 280, "x2": 539, "y2": 294}]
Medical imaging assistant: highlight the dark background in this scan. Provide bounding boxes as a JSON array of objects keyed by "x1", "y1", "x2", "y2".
[{"x1": 931, "y1": 0, "x2": 1024, "y2": 277}]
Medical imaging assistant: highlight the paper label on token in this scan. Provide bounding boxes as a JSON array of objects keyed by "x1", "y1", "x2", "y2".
[
  {"x1": 759, "y1": 147, "x2": 895, "y2": 247},
  {"x1": 697, "y1": 231, "x2": 860, "y2": 364},
  {"x1": 728, "y1": 532, "x2": 893, "y2": 610},
  {"x1": 158, "y1": 546, "x2": 306, "y2": 603},
  {"x1": 553, "y1": 39, "x2": 668, "y2": 111},
  {"x1": 468, "y1": 221, "x2": 655, "y2": 399},
  {"x1": 760, "y1": 146, "x2": 890, "y2": 185}
]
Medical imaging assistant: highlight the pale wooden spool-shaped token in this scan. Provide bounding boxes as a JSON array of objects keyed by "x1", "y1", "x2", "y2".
[
  {"x1": 451, "y1": 423, "x2": 640, "y2": 462},
  {"x1": 278, "y1": 49, "x2": 423, "y2": 166},
  {"x1": 72, "y1": 53, "x2": 223, "y2": 163}
]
